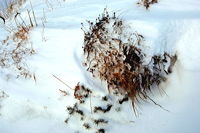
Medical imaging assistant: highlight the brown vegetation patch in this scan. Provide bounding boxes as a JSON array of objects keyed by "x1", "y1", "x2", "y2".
[
  {"x1": 0, "y1": 7, "x2": 37, "y2": 79},
  {"x1": 82, "y1": 9, "x2": 177, "y2": 110},
  {"x1": 137, "y1": 0, "x2": 158, "y2": 9}
]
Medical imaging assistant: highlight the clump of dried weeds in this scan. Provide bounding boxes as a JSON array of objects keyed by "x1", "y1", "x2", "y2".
[
  {"x1": 62, "y1": 82, "x2": 130, "y2": 133},
  {"x1": 0, "y1": 2, "x2": 37, "y2": 79},
  {"x1": 82, "y1": 9, "x2": 177, "y2": 111},
  {"x1": 137, "y1": 0, "x2": 158, "y2": 9}
]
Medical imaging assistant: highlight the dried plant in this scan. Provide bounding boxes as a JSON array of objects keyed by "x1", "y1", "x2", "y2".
[
  {"x1": 93, "y1": 119, "x2": 108, "y2": 126},
  {"x1": 64, "y1": 82, "x2": 137, "y2": 132},
  {"x1": 94, "y1": 104, "x2": 112, "y2": 113},
  {"x1": 83, "y1": 123, "x2": 91, "y2": 130},
  {"x1": 0, "y1": 90, "x2": 9, "y2": 100},
  {"x1": 0, "y1": 90, "x2": 9, "y2": 110},
  {"x1": 0, "y1": 0, "x2": 27, "y2": 20},
  {"x1": 0, "y1": 4, "x2": 37, "y2": 79},
  {"x1": 137, "y1": 0, "x2": 158, "y2": 9},
  {"x1": 96, "y1": 128, "x2": 105, "y2": 133},
  {"x1": 82, "y1": 9, "x2": 177, "y2": 112},
  {"x1": 74, "y1": 82, "x2": 92, "y2": 103}
]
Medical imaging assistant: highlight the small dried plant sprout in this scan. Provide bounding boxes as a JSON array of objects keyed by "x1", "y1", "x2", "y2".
[
  {"x1": 96, "y1": 128, "x2": 105, "y2": 133},
  {"x1": 0, "y1": 3, "x2": 38, "y2": 79},
  {"x1": 0, "y1": 90, "x2": 9, "y2": 100},
  {"x1": 82, "y1": 9, "x2": 177, "y2": 113},
  {"x1": 0, "y1": 90, "x2": 9, "y2": 110},
  {"x1": 137, "y1": 0, "x2": 158, "y2": 9},
  {"x1": 74, "y1": 82, "x2": 92, "y2": 103},
  {"x1": 41, "y1": 8, "x2": 47, "y2": 42}
]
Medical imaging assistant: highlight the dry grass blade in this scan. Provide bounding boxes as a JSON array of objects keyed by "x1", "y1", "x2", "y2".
[{"x1": 52, "y1": 74, "x2": 74, "y2": 90}]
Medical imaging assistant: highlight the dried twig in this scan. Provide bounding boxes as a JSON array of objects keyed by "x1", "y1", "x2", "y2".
[{"x1": 52, "y1": 74, "x2": 74, "y2": 90}]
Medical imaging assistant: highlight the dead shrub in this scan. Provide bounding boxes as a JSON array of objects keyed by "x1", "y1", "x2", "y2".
[{"x1": 82, "y1": 9, "x2": 177, "y2": 111}]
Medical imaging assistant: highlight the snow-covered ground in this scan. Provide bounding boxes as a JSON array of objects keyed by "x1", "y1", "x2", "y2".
[{"x1": 0, "y1": 0, "x2": 200, "y2": 133}]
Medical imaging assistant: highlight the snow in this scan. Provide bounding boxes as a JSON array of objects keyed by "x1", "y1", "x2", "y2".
[{"x1": 0, "y1": 0, "x2": 200, "y2": 133}]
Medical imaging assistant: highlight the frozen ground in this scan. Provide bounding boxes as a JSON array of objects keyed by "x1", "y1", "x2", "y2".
[{"x1": 0, "y1": 0, "x2": 200, "y2": 133}]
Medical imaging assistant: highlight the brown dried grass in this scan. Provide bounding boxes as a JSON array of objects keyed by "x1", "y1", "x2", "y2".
[
  {"x1": 0, "y1": 1, "x2": 38, "y2": 79},
  {"x1": 82, "y1": 9, "x2": 177, "y2": 112}
]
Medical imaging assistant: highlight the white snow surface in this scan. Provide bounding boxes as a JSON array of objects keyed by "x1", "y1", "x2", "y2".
[{"x1": 0, "y1": 0, "x2": 200, "y2": 133}]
